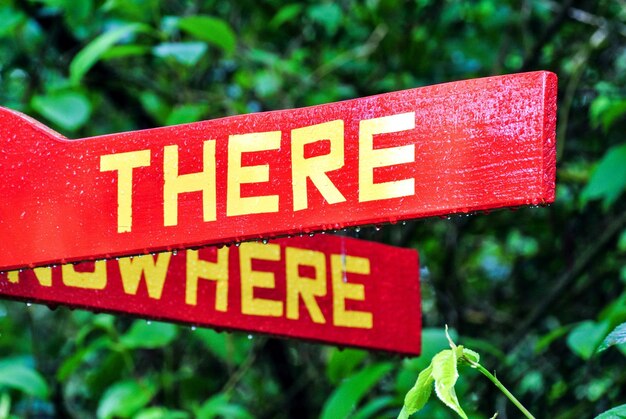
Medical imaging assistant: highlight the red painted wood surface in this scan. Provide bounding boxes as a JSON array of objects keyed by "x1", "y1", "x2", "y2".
[
  {"x1": 0, "y1": 235, "x2": 421, "y2": 355},
  {"x1": 0, "y1": 71, "x2": 556, "y2": 271}
]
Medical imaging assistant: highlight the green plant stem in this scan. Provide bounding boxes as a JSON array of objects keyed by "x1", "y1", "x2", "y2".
[{"x1": 464, "y1": 358, "x2": 535, "y2": 419}]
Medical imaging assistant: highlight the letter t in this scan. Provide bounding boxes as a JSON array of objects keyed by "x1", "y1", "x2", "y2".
[{"x1": 100, "y1": 150, "x2": 151, "y2": 233}]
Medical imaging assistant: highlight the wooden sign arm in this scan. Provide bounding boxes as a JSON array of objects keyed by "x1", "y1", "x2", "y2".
[{"x1": 0, "y1": 71, "x2": 557, "y2": 271}]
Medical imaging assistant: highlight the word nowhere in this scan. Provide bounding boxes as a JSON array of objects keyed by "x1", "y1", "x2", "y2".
[{"x1": 0, "y1": 235, "x2": 421, "y2": 355}]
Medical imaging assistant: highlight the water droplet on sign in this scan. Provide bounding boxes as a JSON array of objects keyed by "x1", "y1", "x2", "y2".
[{"x1": 247, "y1": 334, "x2": 253, "y2": 340}]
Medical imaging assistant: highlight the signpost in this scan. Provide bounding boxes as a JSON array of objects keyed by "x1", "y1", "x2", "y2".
[
  {"x1": 0, "y1": 70, "x2": 557, "y2": 354},
  {"x1": 0, "y1": 235, "x2": 421, "y2": 355},
  {"x1": 0, "y1": 71, "x2": 556, "y2": 272}
]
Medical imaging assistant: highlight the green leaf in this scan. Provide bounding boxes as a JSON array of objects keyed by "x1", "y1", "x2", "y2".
[
  {"x1": 92, "y1": 313, "x2": 116, "y2": 331},
  {"x1": 566, "y1": 320, "x2": 610, "y2": 360},
  {"x1": 253, "y1": 71, "x2": 281, "y2": 98},
  {"x1": 101, "y1": 44, "x2": 151, "y2": 60},
  {"x1": 0, "y1": 393, "x2": 10, "y2": 418},
  {"x1": 120, "y1": 320, "x2": 178, "y2": 349},
  {"x1": 431, "y1": 349, "x2": 467, "y2": 419},
  {"x1": 308, "y1": 3, "x2": 343, "y2": 36},
  {"x1": 97, "y1": 379, "x2": 157, "y2": 419},
  {"x1": 351, "y1": 396, "x2": 394, "y2": 419},
  {"x1": 320, "y1": 362, "x2": 393, "y2": 419},
  {"x1": 139, "y1": 91, "x2": 170, "y2": 125},
  {"x1": 598, "y1": 322, "x2": 626, "y2": 352},
  {"x1": 595, "y1": 403, "x2": 626, "y2": 419},
  {"x1": 461, "y1": 347, "x2": 480, "y2": 365},
  {"x1": 0, "y1": 6, "x2": 26, "y2": 38},
  {"x1": 326, "y1": 347, "x2": 367, "y2": 384},
  {"x1": 177, "y1": 16, "x2": 237, "y2": 54},
  {"x1": 134, "y1": 407, "x2": 190, "y2": 419},
  {"x1": 598, "y1": 291, "x2": 626, "y2": 326},
  {"x1": 85, "y1": 351, "x2": 126, "y2": 396},
  {"x1": 70, "y1": 23, "x2": 150, "y2": 85},
  {"x1": 0, "y1": 361, "x2": 49, "y2": 399},
  {"x1": 590, "y1": 94, "x2": 626, "y2": 132},
  {"x1": 396, "y1": 328, "x2": 458, "y2": 394},
  {"x1": 269, "y1": 4, "x2": 303, "y2": 28},
  {"x1": 165, "y1": 104, "x2": 208, "y2": 125},
  {"x1": 103, "y1": 0, "x2": 157, "y2": 23},
  {"x1": 581, "y1": 143, "x2": 626, "y2": 208},
  {"x1": 403, "y1": 363, "x2": 434, "y2": 415},
  {"x1": 535, "y1": 324, "x2": 576, "y2": 353},
  {"x1": 193, "y1": 329, "x2": 229, "y2": 363},
  {"x1": 153, "y1": 42, "x2": 208, "y2": 66},
  {"x1": 196, "y1": 394, "x2": 253, "y2": 419},
  {"x1": 193, "y1": 329, "x2": 251, "y2": 365},
  {"x1": 31, "y1": 91, "x2": 92, "y2": 131},
  {"x1": 398, "y1": 406, "x2": 410, "y2": 419},
  {"x1": 57, "y1": 335, "x2": 112, "y2": 381}
]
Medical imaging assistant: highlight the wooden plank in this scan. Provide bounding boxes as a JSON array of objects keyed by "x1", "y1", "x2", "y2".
[
  {"x1": 0, "y1": 235, "x2": 421, "y2": 355},
  {"x1": 0, "y1": 71, "x2": 556, "y2": 271}
]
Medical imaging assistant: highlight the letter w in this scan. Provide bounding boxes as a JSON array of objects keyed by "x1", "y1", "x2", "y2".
[{"x1": 118, "y1": 253, "x2": 172, "y2": 299}]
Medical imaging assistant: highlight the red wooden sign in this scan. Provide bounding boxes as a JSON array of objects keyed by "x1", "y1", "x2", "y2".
[
  {"x1": 0, "y1": 71, "x2": 556, "y2": 271},
  {"x1": 0, "y1": 235, "x2": 421, "y2": 355}
]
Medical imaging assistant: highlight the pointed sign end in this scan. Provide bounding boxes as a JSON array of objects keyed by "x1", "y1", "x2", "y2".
[{"x1": 0, "y1": 106, "x2": 67, "y2": 143}]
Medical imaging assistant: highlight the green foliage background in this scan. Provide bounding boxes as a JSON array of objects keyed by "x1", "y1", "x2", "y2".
[{"x1": 1, "y1": 0, "x2": 626, "y2": 417}]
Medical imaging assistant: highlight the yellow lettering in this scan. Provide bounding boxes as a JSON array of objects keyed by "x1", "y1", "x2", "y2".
[
  {"x1": 6, "y1": 267, "x2": 54, "y2": 287},
  {"x1": 186, "y1": 248, "x2": 229, "y2": 311},
  {"x1": 118, "y1": 253, "x2": 171, "y2": 299},
  {"x1": 163, "y1": 140, "x2": 216, "y2": 226},
  {"x1": 100, "y1": 150, "x2": 151, "y2": 233},
  {"x1": 7, "y1": 271, "x2": 18, "y2": 283},
  {"x1": 285, "y1": 247, "x2": 326, "y2": 323},
  {"x1": 291, "y1": 120, "x2": 346, "y2": 211},
  {"x1": 358, "y1": 112, "x2": 415, "y2": 202},
  {"x1": 62, "y1": 261, "x2": 107, "y2": 290},
  {"x1": 239, "y1": 242, "x2": 282, "y2": 317},
  {"x1": 331, "y1": 254, "x2": 373, "y2": 328},
  {"x1": 33, "y1": 267, "x2": 52, "y2": 287},
  {"x1": 227, "y1": 131, "x2": 280, "y2": 216}
]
